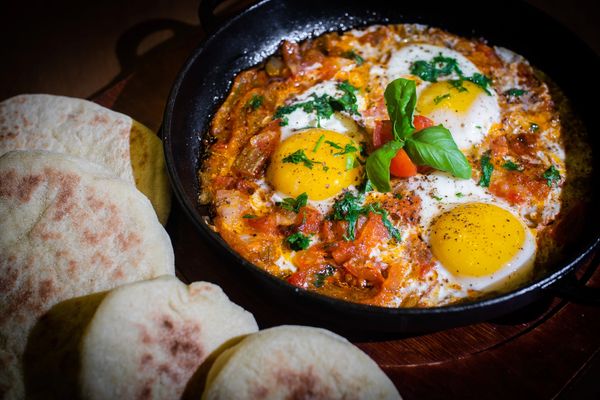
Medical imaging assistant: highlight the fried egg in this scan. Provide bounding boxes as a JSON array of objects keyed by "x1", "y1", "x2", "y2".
[
  {"x1": 387, "y1": 44, "x2": 501, "y2": 149},
  {"x1": 403, "y1": 171, "x2": 536, "y2": 292},
  {"x1": 267, "y1": 129, "x2": 363, "y2": 201}
]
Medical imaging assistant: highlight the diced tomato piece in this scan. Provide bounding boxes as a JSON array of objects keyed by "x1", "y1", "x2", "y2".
[
  {"x1": 390, "y1": 148, "x2": 417, "y2": 178},
  {"x1": 287, "y1": 245, "x2": 328, "y2": 288},
  {"x1": 295, "y1": 206, "x2": 322, "y2": 235},
  {"x1": 372, "y1": 120, "x2": 393, "y2": 148},
  {"x1": 413, "y1": 115, "x2": 434, "y2": 131},
  {"x1": 245, "y1": 215, "x2": 278, "y2": 235},
  {"x1": 373, "y1": 116, "x2": 434, "y2": 148}
]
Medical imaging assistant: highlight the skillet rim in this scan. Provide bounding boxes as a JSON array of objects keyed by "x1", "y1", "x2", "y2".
[{"x1": 162, "y1": 0, "x2": 600, "y2": 318}]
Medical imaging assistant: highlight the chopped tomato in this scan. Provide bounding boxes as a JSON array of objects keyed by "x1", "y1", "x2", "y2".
[
  {"x1": 372, "y1": 120, "x2": 393, "y2": 149},
  {"x1": 287, "y1": 245, "x2": 328, "y2": 288},
  {"x1": 390, "y1": 149, "x2": 417, "y2": 178},
  {"x1": 295, "y1": 206, "x2": 322, "y2": 235},
  {"x1": 413, "y1": 115, "x2": 434, "y2": 131},
  {"x1": 245, "y1": 215, "x2": 278, "y2": 235}
]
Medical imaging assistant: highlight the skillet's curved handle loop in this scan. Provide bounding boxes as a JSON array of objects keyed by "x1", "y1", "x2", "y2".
[
  {"x1": 551, "y1": 272, "x2": 600, "y2": 305},
  {"x1": 199, "y1": 0, "x2": 222, "y2": 33}
]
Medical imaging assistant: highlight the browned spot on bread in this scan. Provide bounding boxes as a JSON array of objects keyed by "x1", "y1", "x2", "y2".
[
  {"x1": 141, "y1": 354, "x2": 153, "y2": 365},
  {"x1": 137, "y1": 385, "x2": 152, "y2": 400},
  {"x1": 38, "y1": 280, "x2": 54, "y2": 304},
  {"x1": 0, "y1": 169, "x2": 42, "y2": 202},
  {"x1": 275, "y1": 367, "x2": 333, "y2": 400},
  {"x1": 117, "y1": 232, "x2": 142, "y2": 252},
  {"x1": 91, "y1": 113, "x2": 110, "y2": 125},
  {"x1": 83, "y1": 230, "x2": 101, "y2": 245},
  {"x1": 42, "y1": 168, "x2": 80, "y2": 222}
]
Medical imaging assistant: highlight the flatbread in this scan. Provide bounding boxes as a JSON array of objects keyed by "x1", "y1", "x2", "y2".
[
  {"x1": 0, "y1": 150, "x2": 175, "y2": 399},
  {"x1": 202, "y1": 325, "x2": 401, "y2": 400},
  {"x1": 0, "y1": 94, "x2": 171, "y2": 224},
  {"x1": 77, "y1": 276, "x2": 258, "y2": 400}
]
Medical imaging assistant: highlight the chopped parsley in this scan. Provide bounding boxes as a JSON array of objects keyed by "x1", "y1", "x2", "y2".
[
  {"x1": 313, "y1": 265, "x2": 335, "y2": 288},
  {"x1": 246, "y1": 94, "x2": 263, "y2": 110},
  {"x1": 329, "y1": 191, "x2": 401, "y2": 241},
  {"x1": 325, "y1": 140, "x2": 343, "y2": 149},
  {"x1": 433, "y1": 93, "x2": 451, "y2": 104},
  {"x1": 277, "y1": 192, "x2": 308, "y2": 213},
  {"x1": 502, "y1": 160, "x2": 523, "y2": 171},
  {"x1": 334, "y1": 144, "x2": 358, "y2": 156},
  {"x1": 530, "y1": 123, "x2": 539, "y2": 132},
  {"x1": 273, "y1": 81, "x2": 360, "y2": 126},
  {"x1": 313, "y1": 134, "x2": 325, "y2": 152},
  {"x1": 282, "y1": 149, "x2": 315, "y2": 168},
  {"x1": 393, "y1": 193, "x2": 403, "y2": 200},
  {"x1": 455, "y1": 192, "x2": 464, "y2": 198},
  {"x1": 505, "y1": 88, "x2": 527, "y2": 97},
  {"x1": 341, "y1": 50, "x2": 364, "y2": 66},
  {"x1": 410, "y1": 54, "x2": 459, "y2": 82},
  {"x1": 433, "y1": 195, "x2": 443, "y2": 201},
  {"x1": 242, "y1": 214, "x2": 257, "y2": 219},
  {"x1": 478, "y1": 151, "x2": 494, "y2": 187},
  {"x1": 542, "y1": 165, "x2": 561, "y2": 187},
  {"x1": 286, "y1": 232, "x2": 311, "y2": 251},
  {"x1": 410, "y1": 54, "x2": 493, "y2": 95}
]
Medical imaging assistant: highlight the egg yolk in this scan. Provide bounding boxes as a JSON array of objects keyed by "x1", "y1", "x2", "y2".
[
  {"x1": 417, "y1": 80, "x2": 485, "y2": 115},
  {"x1": 267, "y1": 129, "x2": 363, "y2": 200},
  {"x1": 429, "y1": 203, "x2": 526, "y2": 277}
]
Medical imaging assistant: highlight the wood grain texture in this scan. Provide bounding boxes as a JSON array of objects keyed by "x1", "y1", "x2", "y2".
[{"x1": 92, "y1": 23, "x2": 600, "y2": 400}]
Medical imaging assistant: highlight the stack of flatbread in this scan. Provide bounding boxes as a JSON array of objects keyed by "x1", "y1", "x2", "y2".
[
  {"x1": 0, "y1": 94, "x2": 176, "y2": 398},
  {"x1": 0, "y1": 94, "x2": 400, "y2": 400}
]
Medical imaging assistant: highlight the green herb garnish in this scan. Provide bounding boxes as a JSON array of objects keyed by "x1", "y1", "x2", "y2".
[
  {"x1": 410, "y1": 54, "x2": 493, "y2": 94},
  {"x1": 505, "y1": 88, "x2": 527, "y2": 97},
  {"x1": 330, "y1": 191, "x2": 400, "y2": 241},
  {"x1": 247, "y1": 94, "x2": 264, "y2": 110},
  {"x1": 342, "y1": 50, "x2": 364, "y2": 66},
  {"x1": 277, "y1": 192, "x2": 308, "y2": 213},
  {"x1": 502, "y1": 160, "x2": 523, "y2": 171},
  {"x1": 455, "y1": 192, "x2": 464, "y2": 198},
  {"x1": 410, "y1": 54, "x2": 459, "y2": 82},
  {"x1": 313, "y1": 134, "x2": 325, "y2": 152},
  {"x1": 334, "y1": 144, "x2": 358, "y2": 156},
  {"x1": 283, "y1": 149, "x2": 315, "y2": 168},
  {"x1": 542, "y1": 165, "x2": 561, "y2": 187},
  {"x1": 313, "y1": 265, "x2": 335, "y2": 288},
  {"x1": 325, "y1": 140, "x2": 343, "y2": 149},
  {"x1": 273, "y1": 81, "x2": 359, "y2": 126},
  {"x1": 242, "y1": 214, "x2": 257, "y2": 219},
  {"x1": 478, "y1": 151, "x2": 494, "y2": 187},
  {"x1": 433, "y1": 93, "x2": 451, "y2": 104},
  {"x1": 286, "y1": 232, "x2": 311, "y2": 251},
  {"x1": 365, "y1": 78, "x2": 471, "y2": 192}
]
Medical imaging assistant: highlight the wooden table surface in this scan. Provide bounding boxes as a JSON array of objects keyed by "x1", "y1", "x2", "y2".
[{"x1": 4, "y1": 1, "x2": 600, "y2": 398}]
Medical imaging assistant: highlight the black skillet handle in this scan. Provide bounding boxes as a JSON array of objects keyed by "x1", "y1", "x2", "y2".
[
  {"x1": 550, "y1": 272, "x2": 600, "y2": 305},
  {"x1": 199, "y1": 0, "x2": 255, "y2": 33},
  {"x1": 547, "y1": 249, "x2": 600, "y2": 305}
]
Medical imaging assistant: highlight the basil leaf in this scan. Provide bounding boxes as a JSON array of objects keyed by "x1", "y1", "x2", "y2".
[
  {"x1": 404, "y1": 125, "x2": 471, "y2": 179},
  {"x1": 384, "y1": 78, "x2": 416, "y2": 140},
  {"x1": 366, "y1": 140, "x2": 405, "y2": 192}
]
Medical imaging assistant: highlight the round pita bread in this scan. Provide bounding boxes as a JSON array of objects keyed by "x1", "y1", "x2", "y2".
[
  {"x1": 0, "y1": 94, "x2": 171, "y2": 224},
  {"x1": 0, "y1": 150, "x2": 175, "y2": 399},
  {"x1": 202, "y1": 325, "x2": 401, "y2": 400},
  {"x1": 78, "y1": 276, "x2": 258, "y2": 400}
]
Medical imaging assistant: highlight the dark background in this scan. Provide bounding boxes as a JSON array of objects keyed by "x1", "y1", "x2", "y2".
[{"x1": 0, "y1": 0, "x2": 598, "y2": 101}]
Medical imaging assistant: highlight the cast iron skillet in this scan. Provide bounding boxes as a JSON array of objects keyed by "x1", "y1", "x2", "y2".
[{"x1": 163, "y1": 0, "x2": 600, "y2": 332}]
